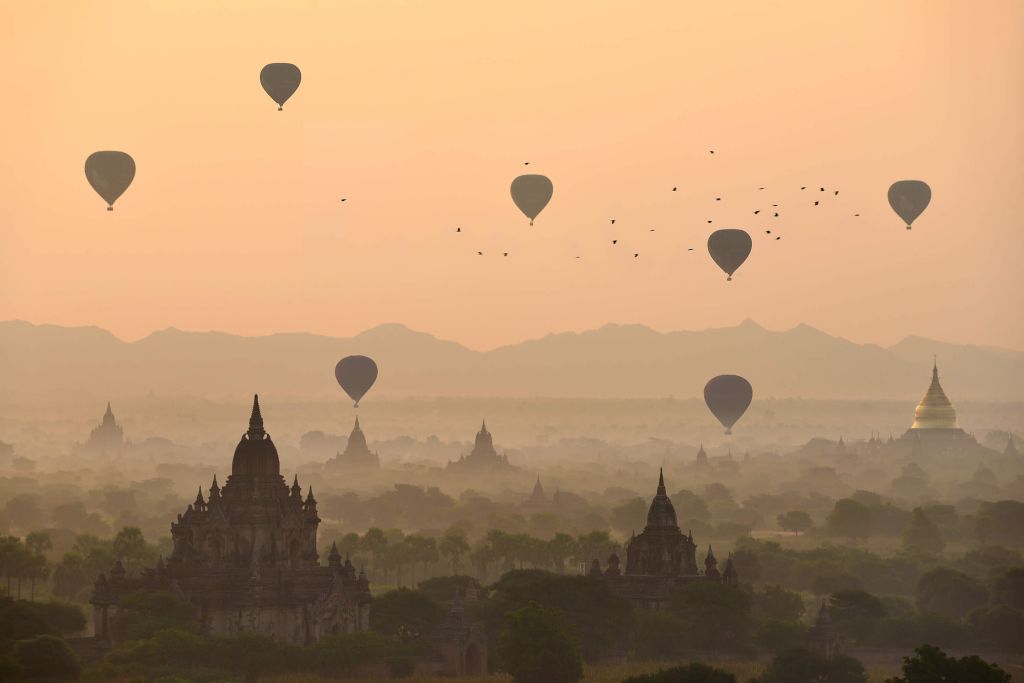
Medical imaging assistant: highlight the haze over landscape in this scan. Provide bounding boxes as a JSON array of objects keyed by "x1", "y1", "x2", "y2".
[{"x1": 2, "y1": 2, "x2": 1024, "y2": 682}]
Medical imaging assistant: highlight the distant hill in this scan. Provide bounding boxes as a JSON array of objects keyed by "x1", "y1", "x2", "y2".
[{"x1": 1, "y1": 319, "x2": 1021, "y2": 402}]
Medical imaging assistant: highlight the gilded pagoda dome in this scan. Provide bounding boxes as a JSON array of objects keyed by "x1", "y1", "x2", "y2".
[
  {"x1": 231, "y1": 394, "x2": 280, "y2": 477},
  {"x1": 910, "y1": 361, "x2": 959, "y2": 430}
]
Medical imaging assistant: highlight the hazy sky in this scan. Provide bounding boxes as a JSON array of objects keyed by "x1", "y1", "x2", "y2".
[{"x1": 1, "y1": 1, "x2": 1022, "y2": 351}]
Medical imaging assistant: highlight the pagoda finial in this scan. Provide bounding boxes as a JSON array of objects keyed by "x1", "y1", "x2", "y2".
[
  {"x1": 353, "y1": 415, "x2": 361, "y2": 430},
  {"x1": 657, "y1": 467, "x2": 666, "y2": 495},
  {"x1": 481, "y1": 419, "x2": 487, "y2": 433},
  {"x1": 247, "y1": 394, "x2": 265, "y2": 439}
]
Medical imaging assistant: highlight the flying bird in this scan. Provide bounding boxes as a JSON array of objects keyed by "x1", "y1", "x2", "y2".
[
  {"x1": 854, "y1": 213, "x2": 860, "y2": 217},
  {"x1": 773, "y1": 212, "x2": 779, "y2": 217},
  {"x1": 801, "y1": 186, "x2": 807, "y2": 190},
  {"x1": 456, "y1": 227, "x2": 461, "y2": 232},
  {"x1": 820, "y1": 187, "x2": 825, "y2": 192},
  {"x1": 477, "y1": 251, "x2": 483, "y2": 255},
  {"x1": 766, "y1": 230, "x2": 771, "y2": 234},
  {"x1": 814, "y1": 201, "x2": 820, "y2": 206},
  {"x1": 754, "y1": 210, "x2": 760, "y2": 215},
  {"x1": 716, "y1": 197, "x2": 721, "y2": 201},
  {"x1": 634, "y1": 253, "x2": 639, "y2": 258},
  {"x1": 340, "y1": 198, "x2": 347, "y2": 202},
  {"x1": 775, "y1": 236, "x2": 781, "y2": 240},
  {"x1": 503, "y1": 252, "x2": 508, "y2": 256},
  {"x1": 707, "y1": 220, "x2": 713, "y2": 223},
  {"x1": 688, "y1": 247, "x2": 694, "y2": 251},
  {"x1": 709, "y1": 150, "x2": 715, "y2": 154},
  {"x1": 523, "y1": 162, "x2": 530, "y2": 165},
  {"x1": 610, "y1": 219, "x2": 616, "y2": 224},
  {"x1": 672, "y1": 187, "x2": 678, "y2": 191}
]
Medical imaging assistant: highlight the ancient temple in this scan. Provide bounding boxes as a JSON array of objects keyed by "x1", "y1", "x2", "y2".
[
  {"x1": 808, "y1": 600, "x2": 840, "y2": 658},
  {"x1": 594, "y1": 470, "x2": 737, "y2": 608},
  {"x1": 694, "y1": 443, "x2": 709, "y2": 466},
  {"x1": 446, "y1": 420, "x2": 517, "y2": 472},
  {"x1": 92, "y1": 395, "x2": 371, "y2": 645},
  {"x1": 519, "y1": 476, "x2": 550, "y2": 514},
  {"x1": 326, "y1": 417, "x2": 380, "y2": 470},
  {"x1": 73, "y1": 402, "x2": 127, "y2": 456}
]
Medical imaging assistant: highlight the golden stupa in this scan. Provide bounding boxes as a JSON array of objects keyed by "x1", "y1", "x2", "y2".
[{"x1": 909, "y1": 360, "x2": 959, "y2": 430}]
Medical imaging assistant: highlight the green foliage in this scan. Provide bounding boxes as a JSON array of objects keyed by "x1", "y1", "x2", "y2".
[
  {"x1": 753, "y1": 584, "x2": 804, "y2": 622},
  {"x1": 369, "y1": 587, "x2": 445, "y2": 640},
  {"x1": 990, "y1": 566, "x2": 1024, "y2": 609},
  {"x1": 755, "y1": 618, "x2": 808, "y2": 653},
  {"x1": 916, "y1": 567, "x2": 988, "y2": 621},
  {"x1": 610, "y1": 498, "x2": 648, "y2": 536},
  {"x1": 757, "y1": 647, "x2": 867, "y2": 683},
  {"x1": 482, "y1": 569, "x2": 634, "y2": 662},
  {"x1": 777, "y1": 511, "x2": 813, "y2": 535},
  {"x1": 665, "y1": 580, "x2": 753, "y2": 652},
  {"x1": 0, "y1": 597, "x2": 85, "y2": 647},
  {"x1": 622, "y1": 661, "x2": 738, "y2": 683},
  {"x1": 111, "y1": 590, "x2": 199, "y2": 641},
  {"x1": 416, "y1": 574, "x2": 480, "y2": 603},
  {"x1": 11, "y1": 634, "x2": 81, "y2": 680},
  {"x1": 309, "y1": 631, "x2": 421, "y2": 674},
  {"x1": 632, "y1": 610, "x2": 689, "y2": 660},
  {"x1": 885, "y1": 644, "x2": 1011, "y2": 683},
  {"x1": 975, "y1": 501, "x2": 1024, "y2": 547},
  {"x1": 968, "y1": 604, "x2": 1024, "y2": 652},
  {"x1": 903, "y1": 508, "x2": 944, "y2": 554},
  {"x1": 826, "y1": 499, "x2": 871, "y2": 540},
  {"x1": 498, "y1": 602, "x2": 583, "y2": 683}
]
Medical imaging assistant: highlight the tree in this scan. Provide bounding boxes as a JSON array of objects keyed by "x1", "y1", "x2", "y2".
[
  {"x1": 11, "y1": 634, "x2": 81, "y2": 680},
  {"x1": 916, "y1": 567, "x2": 988, "y2": 621},
  {"x1": 829, "y1": 590, "x2": 886, "y2": 643},
  {"x1": 903, "y1": 508, "x2": 945, "y2": 554},
  {"x1": 439, "y1": 529, "x2": 469, "y2": 575},
  {"x1": 361, "y1": 528, "x2": 388, "y2": 576},
  {"x1": 777, "y1": 511, "x2": 813, "y2": 535},
  {"x1": 885, "y1": 644, "x2": 1010, "y2": 683},
  {"x1": 827, "y1": 499, "x2": 871, "y2": 540},
  {"x1": 610, "y1": 497, "x2": 648, "y2": 536},
  {"x1": 545, "y1": 533, "x2": 578, "y2": 574},
  {"x1": 754, "y1": 584, "x2": 805, "y2": 622},
  {"x1": 623, "y1": 661, "x2": 738, "y2": 683},
  {"x1": 369, "y1": 588, "x2": 445, "y2": 641},
  {"x1": 991, "y1": 567, "x2": 1024, "y2": 610},
  {"x1": 417, "y1": 575, "x2": 480, "y2": 603},
  {"x1": 975, "y1": 501, "x2": 1024, "y2": 546},
  {"x1": 111, "y1": 527, "x2": 148, "y2": 574},
  {"x1": 757, "y1": 647, "x2": 867, "y2": 683},
  {"x1": 969, "y1": 604, "x2": 1024, "y2": 652},
  {"x1": 667, "y1": 580, "x2": 753, "y2": 651},
  {"x1": 498, "y1": 603, "x2": 583, "y2": 683}
]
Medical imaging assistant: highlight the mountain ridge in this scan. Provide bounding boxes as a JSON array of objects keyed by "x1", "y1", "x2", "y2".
[{"x1": 1, "y1": 319, "x2": 1021, "y2": 402}]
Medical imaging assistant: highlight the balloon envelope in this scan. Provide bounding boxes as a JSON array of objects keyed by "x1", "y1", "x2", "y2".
[
  {"x1": 707, "y1": 229, "x2": 752, "y2": 280},
  {"x1": 260, "y1": 63, "x2": 301, "y2": 110},
  {"x1": 888, "y1": 180, "x2": 931, "y2": 229},
  {"x1": 335, "y1": 356, "x2": 378, "y2": 407},
  {"x1": 704, "y1": 375, "x2": 753, "y2": 435},
  {"x1": 510, "y1": 174, "x2": 553, "y2": 224},
  {"x1": 85, "y1": 151, "x2": 135, "y2": 210}
]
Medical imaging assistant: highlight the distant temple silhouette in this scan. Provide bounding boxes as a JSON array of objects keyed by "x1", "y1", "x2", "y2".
[
  {"x1": 592, "y1": 469, "x2": 737, "y2": 608},
  {"x1": 326, "y1": 416, "x2": 380, "y2": 471},
  {"x1": 73, "y1": 402, "x2": 127, "y2": 457},
  {"x1": 446, "y1": 420, "x2": 518, "y2": 472},
  {"x1": 92, "y1": 395, "x2": 371, "y2": 645}
]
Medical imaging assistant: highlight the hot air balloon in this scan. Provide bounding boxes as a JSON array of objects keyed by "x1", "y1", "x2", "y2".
[
  {"x1": 704, "y1": 375, "x2": 752, "y2": 435},
  {"x1": 84, "y1": 151, "x2": 135, "y2": 211},
  {"x1": 888, "y1": 180, "x2": 931, "y2": 229},
  {"x1": 335, "y1": 356, "x2": 378, "y2": 407},
  {"x1": 260, "y1": 63, "x2": 301, "y2": 111},
  {"x1": 707, "y1": 229, "x2": 752, "y2": 281},
  {"x1": 510, "y1": 174, "x2": 553, "y2": 225}
]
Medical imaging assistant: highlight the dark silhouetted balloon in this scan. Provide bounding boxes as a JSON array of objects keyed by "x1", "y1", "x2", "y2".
[
  {"x1": 888, "y1": 180, "x2": 931, "y2": 229},
  {"x1": 510, "y1": 174, "x2": 553, "y2": 225},
  {"x1": 707, "y1": 229, "x2": 752, "y2": 281},
  {"x1": 704, "y1": 375, "x2": 753, "y2": 435},
  {"x1": 335, "y1": 356, "x2": 378, "y2": 407},
  {"x1": 85, "y1": 151, "x2": 135, "y2": 211},
  {"x1": 260, "y1": 63, "x2": 301, "y2": 111}
]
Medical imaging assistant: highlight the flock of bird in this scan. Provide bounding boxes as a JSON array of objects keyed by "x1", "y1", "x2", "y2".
[{"x1": 81, "y1": 62, "x2": 933, "y2": 283}]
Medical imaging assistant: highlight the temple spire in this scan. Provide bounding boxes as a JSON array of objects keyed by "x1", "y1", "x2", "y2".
[
  {"x1": 657, "y1": 467, "x2": 666, "y2": 495},
  {"x1": 247, "y1": 394, "x2": 265, "y2": 439}
]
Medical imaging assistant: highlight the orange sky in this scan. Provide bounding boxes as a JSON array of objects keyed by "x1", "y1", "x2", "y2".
[{"x1": 1, "y1": 1, "x2": 1022, "y2": 351}]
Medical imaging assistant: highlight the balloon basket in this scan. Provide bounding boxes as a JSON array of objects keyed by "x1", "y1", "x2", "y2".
[
  {"x1": 727, "y1": 276, "x2": 732, "y2": 281},
  {"x1": 278, "y1": 106, "x2": 283, "y2": 111},
  {"x1": 725, "y1": 429, "x2": 732, "y2": 435},
  {"x1": 107, "y1": 206, "x2": 113, "y2": 211}
]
